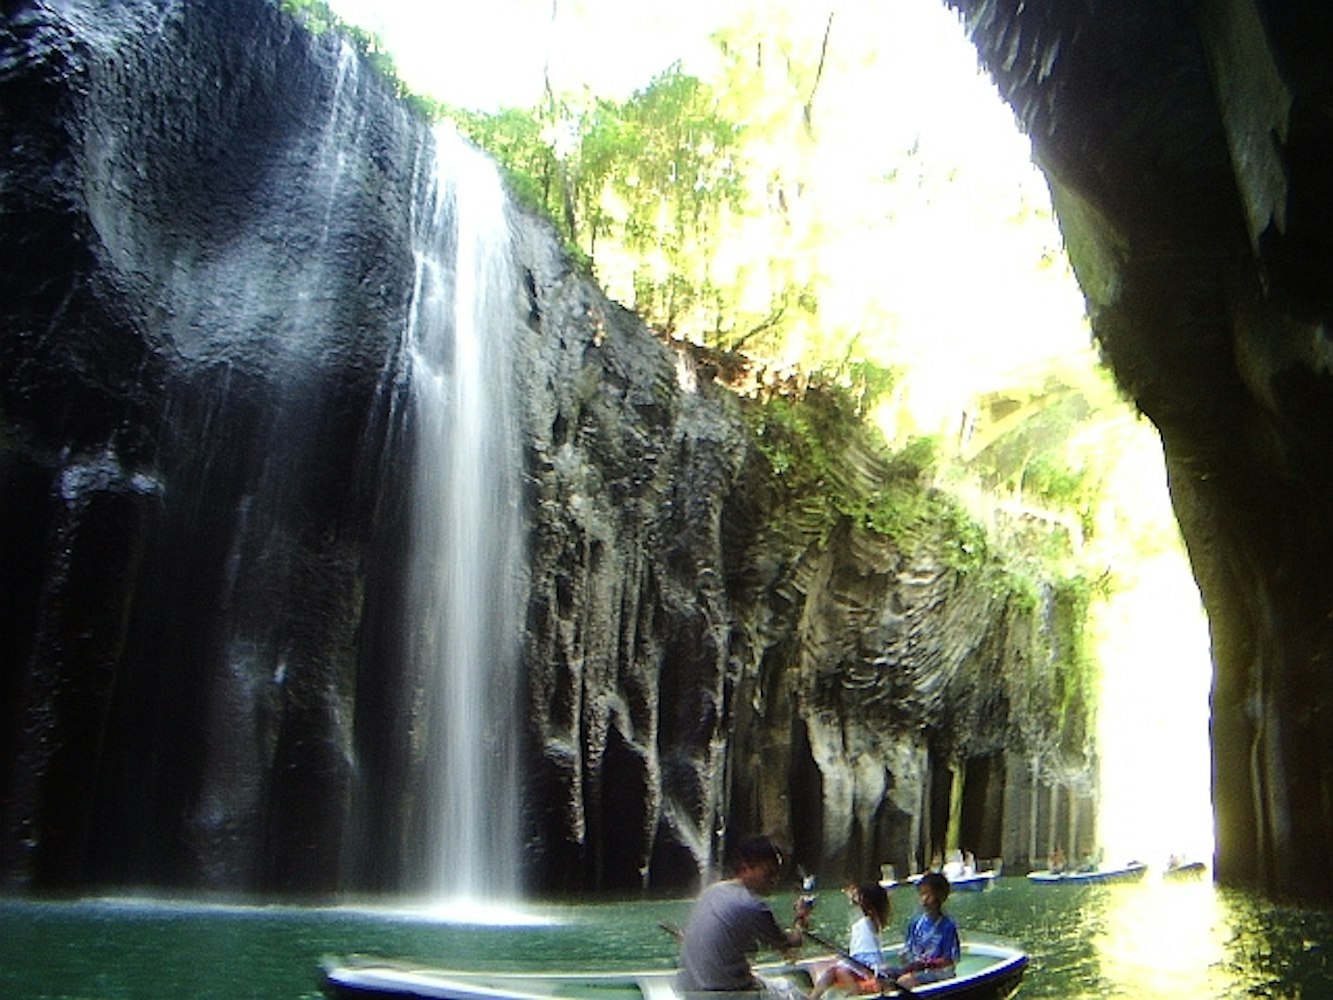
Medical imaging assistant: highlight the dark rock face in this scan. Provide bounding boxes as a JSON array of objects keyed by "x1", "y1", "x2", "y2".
[
  {"x1": 507, "y1": 224, "x2": 1090, "y2": 890},
  {"x1": 1, "y1": 0, "x2": 423, "y2": 893},
  {"x1": 950, "y1": 0, "x2": 1333, "y2": 901},
  {"x1": 1, "y1": 0, "x2": 1088, "y2": 897}
]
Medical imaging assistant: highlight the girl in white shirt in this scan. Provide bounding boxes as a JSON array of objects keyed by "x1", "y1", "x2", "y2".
[{"x1": 809, "y1": 882, "x2": 890, "y2": 999}]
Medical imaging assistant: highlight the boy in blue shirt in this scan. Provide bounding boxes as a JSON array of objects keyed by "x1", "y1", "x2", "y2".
[{"x1": 892, "y1": 872, "x2": 960, "y2": 987}]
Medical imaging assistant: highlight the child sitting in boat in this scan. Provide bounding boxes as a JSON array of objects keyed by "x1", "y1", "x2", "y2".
[
  {"x1": 889, "y1": 872, "x2": 960, "y2": 988},
  {"x1": 808, "y1": 882, "x2": 890, "y2": 999}
]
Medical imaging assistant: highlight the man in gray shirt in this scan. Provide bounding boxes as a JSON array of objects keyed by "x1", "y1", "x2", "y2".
[{"x1": 678, "y1": 837, "x2": 811, "y2": 993}]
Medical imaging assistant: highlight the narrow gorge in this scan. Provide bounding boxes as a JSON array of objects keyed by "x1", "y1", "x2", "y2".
[{"x1": 4, "y1": 0, "x2": 1329, "y2": 905}]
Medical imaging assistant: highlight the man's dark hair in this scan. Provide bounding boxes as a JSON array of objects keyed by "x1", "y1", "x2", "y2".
[{"x1": 734, "y1": 836, "x2": 784, "y2": 870}]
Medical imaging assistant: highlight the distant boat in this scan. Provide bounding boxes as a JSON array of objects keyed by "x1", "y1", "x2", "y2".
[
  {"x1": 902, "y1": 855, "x2": 1002, "y2": 892},
  {"x1": 943, "y1": 868, "x2": 1001, "y2": 892},
  {"x1": 320, "y1": 941, "x2": 1030, "y2": 1000},
  {"x1": 1162, "y1": 859, "x2": 1207, "y2": 880},
  {"x1": 905, "y1": 865, "x2": 1001, "y2": 893},
  {"x1": 1027, "y1": 861, "x2": 1148, "y2": 885}
]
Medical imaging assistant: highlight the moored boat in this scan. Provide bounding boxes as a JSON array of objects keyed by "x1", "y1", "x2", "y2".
[
  {"x1": 941, "y1": 870, "x2": 1000, "y2": 892},
  {"x1": 1026, "y1": 861, "x2": 1147, "y2": 885},
  {"x1": 904, "y1": 869, "x2": 999, "y2": 893},
  {"x1": 1162, "y1": 859, "x2": 1207, "y2": 880},
  {"x1": 903, "y1": 855, "x2": 1002, "y2": 892},
  {"x1": 321, "y1": 939, "x2": 1029, "y2": 1000}
]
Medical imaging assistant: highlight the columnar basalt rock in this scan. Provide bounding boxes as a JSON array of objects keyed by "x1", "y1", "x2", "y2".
[
  {"x1": 948, "y1": 0, "x2": 1333, "y2": 902},
  {"x1": 2, "y1": 0, "x2": 1091, "y2": 898}
]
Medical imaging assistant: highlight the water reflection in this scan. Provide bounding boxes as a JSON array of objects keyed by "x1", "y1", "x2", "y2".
[
  {"x1": 1095, "y1": 880, "x2": 1232, "y2": 997},
  {"x1": 941, "y1": 877, "x2": 1333, "y2": 998},
  {"x1": 1213, "y1": 890, "x2": 1333, "y2": 998},
  {"x1": 333, "y1": 898, "x2": 559, "y2": 928},
  {"x1": 1, "y1": 881, "x2": 1331, "y2": 998},
  {"x1": 407, "y1": 899, "x2": 558, "y2": 927}
]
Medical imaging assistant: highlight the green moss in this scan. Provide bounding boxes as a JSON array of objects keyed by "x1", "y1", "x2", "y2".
[
  {"x1": 743, "y1": 378, "x2": 1104, "y2": 759},
  {"x1": 1048, "y1": 571, "x2": 1112, "y2": 753},
  {"x1": 742, "y1": 374, "x2": 997, "y2": 575},
  {"x1": 280, "y1": 1, "x2": 417, "y2": 101}
]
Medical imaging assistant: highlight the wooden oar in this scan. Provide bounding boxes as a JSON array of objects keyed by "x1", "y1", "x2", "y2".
[{"x1": 799, "y1": 928, "x2": 917, "y2": 1000}]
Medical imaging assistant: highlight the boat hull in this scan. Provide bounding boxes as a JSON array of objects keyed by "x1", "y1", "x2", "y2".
[
  {"x1": 941, "y1": 872, "x2": 998, "y2": 892},
  {"x1": 1026, "y1": 862, "x2": 1147, "y2": 885},
  {"x1": 902, "y1": 869, "x2": 1000, "y2": 893},
  {"x1": 321, "y1": 941, "x2": 1028, "y2": 1000},
  {"x1": 1162, "y1": 861, "x2": 1207, "y2": 880}
]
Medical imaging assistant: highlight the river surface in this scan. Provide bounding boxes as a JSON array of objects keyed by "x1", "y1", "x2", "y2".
[{"x1": 2, "y1": 875, "x2": 1330, "y2": 998}]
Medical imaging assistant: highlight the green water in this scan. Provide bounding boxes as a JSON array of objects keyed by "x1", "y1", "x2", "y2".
[{"x1": 1, "y1": 877, "x2": 1330, "y2": 999}]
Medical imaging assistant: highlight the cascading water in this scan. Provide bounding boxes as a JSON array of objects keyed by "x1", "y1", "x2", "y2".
[{"x1": 403, "y1": 124, "x2": 523, "y2": 904}]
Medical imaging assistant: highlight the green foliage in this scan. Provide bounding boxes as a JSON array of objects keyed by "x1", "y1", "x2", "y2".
[
  {"x1": 1047, "y1": 571, "x2": 1111, "y2": 754},
  {"x1": 279, "y1": 0, "x2": 335, "y2": 33},
  {"x1": 743, "y1": 370, "x2": 1111, "y2": 758},
  {"x1": 610, "y1": 67, "x2": 745, "y2": 329},
  {"x1": 840, "y1": 358, "x2": 899, "y2": 417},
  {"x1": 281, "y1": 0, "x2": 424, "y2": 105},
  {"x1": 1023, "y1": 452, "x2": 1099, "y2": 538},
  {"x1": 960, "y1": 366, "x2": 1125, "y2": 556},
  {"x1": 746, "y1": 385, "x2": 849, "y2": 484},
  {"x1": 280, "y1": 2, "x2": 801, "y2": 343},
  {"x1": 744, "y1": 373, "x2": 992, "y2": 575},
  {"x1": 445, "y1": 66, "x2": 745, "y2": 333},
  {"x1": 450, "y1": 107, "x2": 559, "y2": 211}
]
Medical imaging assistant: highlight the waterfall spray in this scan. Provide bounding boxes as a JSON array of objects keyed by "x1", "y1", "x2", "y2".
[{"x1": 404, "y1": 124, "x2": 523, "y2": 903}]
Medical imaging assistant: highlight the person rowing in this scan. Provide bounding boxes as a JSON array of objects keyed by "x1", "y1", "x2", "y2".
[{"x1": 676, "y1": 836, "x2": 811, "y2": 998}]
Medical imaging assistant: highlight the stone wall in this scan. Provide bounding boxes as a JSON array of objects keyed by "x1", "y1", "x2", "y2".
[{"x1": 0, "y1": 0, "x2": 1091, "y2": 897}]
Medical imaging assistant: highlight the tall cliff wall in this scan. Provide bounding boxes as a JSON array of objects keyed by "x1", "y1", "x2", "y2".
[
  {"x1": 0, "y1": 0, "x2": 1088, "y2": 897},
  {"x1": 949, "y1": 0, "x2": 1333, "y2": 902}
]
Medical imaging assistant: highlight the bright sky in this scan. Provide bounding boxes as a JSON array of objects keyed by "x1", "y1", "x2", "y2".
[
  {"x1": 327, "y1": 0, "x2": 1089, "y2": 416},
  {"x1": 326, "y1": 0, "x2": 736, "y2": 110},
  {"x1": 326, "y1": 0, "x2": 1214, "y2": 870},
  {"x1": 323, "y1": 0, "x2": 1036, "y2": 180}
]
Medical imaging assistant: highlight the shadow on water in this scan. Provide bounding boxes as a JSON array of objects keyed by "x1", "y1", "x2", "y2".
[{"x1": 1, "y1": 879, "x2": 1331, "y2": 998}]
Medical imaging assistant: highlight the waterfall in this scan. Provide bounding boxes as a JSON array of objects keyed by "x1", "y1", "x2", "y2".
[{"x1": 404, "y1": 124, "x2": 523, "y2": 903}]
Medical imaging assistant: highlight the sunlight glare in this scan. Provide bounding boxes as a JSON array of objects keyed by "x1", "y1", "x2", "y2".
[
  {"x1": 1095, "y1": 881, "x2": 1233, "y2": 996},
  {"x1": 374, "y1": 897, "x2": 559, "y2": 927},
  {"x1": 1091, "y1": 431, "x2": 1215, "y2": 870}
]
